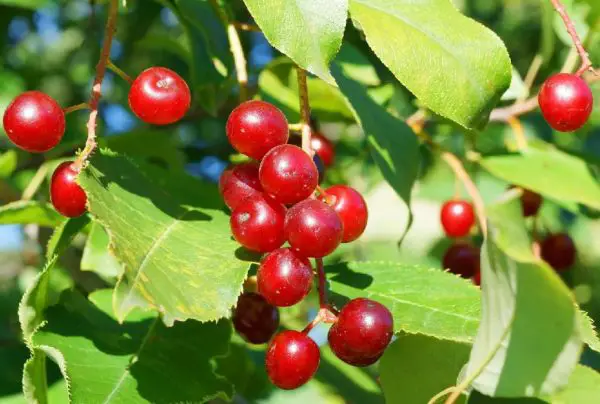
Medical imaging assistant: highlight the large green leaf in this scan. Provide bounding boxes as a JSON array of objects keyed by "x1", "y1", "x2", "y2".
[
  {"x1": 465, "y1": 195, "x2": 582, "y2": 398},
  {"x1": 80, "y1": 222, "x2": 122, "y2": 281},
  {"x1": 242, "y1": 0, "x2": 347, "y2": 83},
  {"x1": 31, "y1": 290, "x2": 233, "y2": 403},
  {"x1": 0, "y1": 150, "x2": 17, "y2": 178},
  {"x1": 348, "y1": 0, "x2": 511, "y2": 129},
  {"x1": 78, "y1": 151, "x2": 248, "y2": 325},
  {"x1": 480, "y1": 145, "x2": 600, "y2": 210},
  {"x1": 380, "y1": 333, "x2": 470, "y2": 404},
  {"x1": 0, "y1": 201, "x2": 62, "y2": 227},
  {"x1": 327, "y1": 262, "x2": 481, "y2": 342}
]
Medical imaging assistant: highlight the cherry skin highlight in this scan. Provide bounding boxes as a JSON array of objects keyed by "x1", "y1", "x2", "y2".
[
  {"x1": 257, "y1": 248, "x2": 313, "y2": 307},
  {"x1": 285, "y1": 199, "x2": 343, "y2": 258},
  {"x1": 320, "y1": 185, "x2": 368, "y2": 243},
  {"x1": 226, "y1": 100, "x2": 289, "y2": 160},
  {"x1": 440, "y1": 200, "x2": 475, "y2": 238},
  {"x1": 219, "y1": 162, "x2": 263, "y2": 210},
  {"x1": 442, "y1": 243, "x2": 480, "y2": 279},
  {"x1": 259, "y1": 144, "x2": 318, "y2": 205},
  {"x1": 128, "y1": 67, "x2": 191, "y2": 125},
  {"x1": 230, "y1": 194, "x2": 286, "y2": 253},
  {"x1": 50, "y1": 162, "x2": 87, "y2": 218},
  {"x1": 3, "y1": 91, "x2": 65, "y2": 153},
  {"x1": 232, "y1": 292, "x2": 280, "y2": 344},
  {"x1": 541, "y1": 233, "x2": 576, "y2": 271},
  {"x1": 538, "y1": 73, "x2": 593, "y2": 132},
  {"x1": 265, "y1": 330, "x2": 320, "y2": 390},
  {"x1": 310, "y1": 132, "x2": 335, "y2": 167},
  {"x1": 328, "y1": 298, "x2": 393, "y2": 367}
]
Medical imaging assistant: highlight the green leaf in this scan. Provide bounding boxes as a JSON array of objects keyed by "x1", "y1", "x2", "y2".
[
  {"x1": 480, "y1": 145, "x2": 600, "y2": 210},
  {"x1": 31, "y1": 290, "x2": 233, "y2": 403},
  {"x1": 0, "y1": 201, "x2": 62, "y2": 227},
  {"x1": 552, "y1": 365, "x2": 600, "y2": 403},
  {"x1": 332, "y1": 56, "x2": 419, "y2": 237},
  {"x1": 327, "y1": 261, "x2": 481, "y2": 342},
  {"x1": 348, "y1": 0, "x2": 512, "y2": 129},
  {"x1": 242, "y1": 0, "x2": 347, "y2": 83},
  {"x1": 465, "y1": 194, "x2": 581, "y2": 398},
  {"x1": 81, "y1": 222, "x2": 122, "y2": 281},
  {"x1": 0, "y1": 150, "x2": 17, "y2": 178},
  {"x1": 0, "y1": 0, "x2": 47, "y2": 9},
  {"x1": 380, "y1": 333, "x2": 470, "y2": 404},
  {"x1": 578, "y1": 310, "x2": 600, "y2": 354},
  {"x1": 78, "y1": 150, "x2": 248, "y2": 325}
]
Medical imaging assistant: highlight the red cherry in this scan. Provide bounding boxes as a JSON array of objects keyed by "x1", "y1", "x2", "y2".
[
  {"x1": 285, "y1": 199, "x2": 343, "y2": 258},
  {"x1": 259, "y1": 145, "x2": 318, "y2": 204},
  {"x1": 442, "y1": 243, "x2": 480, "y2": 279},
  {"x1": 50, "y1": 162, "x2": 87, "y2": 218},
  {"x1": 226, "y1": 100, "x2": 289, "y2": 160},
  {"x1": 257, "y1": 248, "x2": 313, "y2": 307},
  {"x1": 472, "y1": 271, "x2": 481, "y2": 286},
  {"x1": 541, "y1": 233, "x2": 576, "y2": 271},
  {"x1": 3, "y1": 91, "x2": 65, "y2": 153},
  {"x1": 128, "y1": 67, "x2": 191, "y2": 125},
  {"x1": 265, "y1": 330, "x2": 320, "y2": 390},
  {"x1": 219, "y1": 162, "x2": 263, "y2": 210},
  {"x1": 320, "y1": 185, "x2": 368, "y2": 243},
  {"x1": 230, "y1": 194, "x2": 286, "y2": 253},
  {"x1": 232, "y1": 292, "x2": 279, "y2": 344},
  {"x1": 310, "y1": 132, "x2": 335, "y2": 167},
  {"x1": 440, "y1": 200, "x2": 475, "y2": 238},
  {"x1": 517, "y1": 187, "x2": 542, "y2": 217},
  {"x1": 328, "y1": 298, "x2": 393, "y2": 367},
  {"x1": 538, "y1": 73, "x2": 593, "y2": 132}
]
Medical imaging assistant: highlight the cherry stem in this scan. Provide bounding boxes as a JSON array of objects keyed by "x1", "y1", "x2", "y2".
[
  {"x1": 302, "y1": 306, "x2": 338, "y2": 334},
  {"x1": 316, "y1": 258, "x2": 328, "y2": 307},
  {"x1": 296, "y1": 68, "x2": 314, "y2": 155},
  {"x1": 507, "y1": 116, "x2": 528, "y2": 150},
  {"x1": 21, "y1": 164, "x2": 50, "y2": 201},
  {"x1": 63, "y1": 102, "x2": 89, "y2": 115},
  {"x1": 73, "y1": 0, "x2": 119, "y2": 173},
  {"x1": 107, "y1": 59, "x2": 133, "y2": 84},
  {"x1": 227, "y1": 23, "x2": 249, "y2": 102},
  {"x1": 550, "y1": 0, "x2": 593, "y2": 76}
]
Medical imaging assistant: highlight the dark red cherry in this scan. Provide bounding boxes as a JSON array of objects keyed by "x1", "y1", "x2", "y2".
[
  {"x1": 442, "y1": 243, "x2": 480, "y2": 279},
  {"x1": 440, "y1": 200, "x2": 475, "y2": 238},
  {"x1": 513, "y1": 186, "x2": 542, "y2": 217},
  {"x1": 538, "y1": 73, "x2": 593, "y2": 132},
  {"x1": 320, "y1": 185, "x2": 368, "y2": 243},
  {"x1": 128, "y1": 67, "x2": 191, "y2": 125},
  {"x1": 3, "y1": 91, "x2": 65, "y2": 153},
  {"x1": 328, "y1": 298, "x2": 393, "y2": 367},
  {"x1": 472, "y1": 271, "x2": 481, "y2": 287},
  {"x1": 310, "y1": 132, "x2": 335, "y2": 167},
  {"x1": 285, "y1": 199, "x2": 343, "y2": 258},
  {"x1": 230, "y1": 194, "x2": 286, "y2": 253},
  {"x1": 257, "y1": 248, "x2": 313, "y2": 307},
  {"x1": 541, "y1": 233, "x2": 576, "y2": 271},
  {"x1": 50, "y1": 161, "x2": 87, "y2": 218},
  {"x1": 259, "y1": 144, "x2": 318, "y2": 204},
  {"x1": 265, "y1": 330, "x2": 320, "y2": 390},
  {"x1": 219, "y1": 162, "x2": 263, "y2": 210},
  {"x1": 232, "y1": 292, "x2": 279, "y2": 344},
  {"x1": 226, "y1": 100, "x2": 289, "y2": 160}
]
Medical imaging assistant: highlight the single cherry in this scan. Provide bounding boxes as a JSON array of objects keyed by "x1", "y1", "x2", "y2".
[
  {"x1": 3, "y1": 91, "x2": 65, "y2": 153},
  {"x1": 440, "y1": 200, "x2": 475, "y2": 238},
  {"x1": 50, "y1": 161, "x2": 87, "y2": 218},
  {"x1": 259, "y1": 145, "x2": 318, "y2": 204},
  {"x1": 226, "y1": 100, "x2": 289, "y2": 160},
  {"x1": 232, "y1": 292, "x2": 279, "y2": 344},
  {"x1": 538, "y1": 73, "x2": 593, "y2": 132},
  {"x1": 128, "y1": 67, "x2": 191, "y2": 125},
  {"x1": 328, "y1": 298, "x2": 393, "y2": 367},
  {"x1": 310, "y1": 132, "x2": 335, "y2": 167},
  {"x1": 511, "y1": 186, "x2": 542, "y2": 217},
  {"x1": 219, "y1": 162, "x2": 263, "y2": 210},
  {"x1": 285, "y1": 199, "x2": 343, "y2": 258},
  {"x1": 265, "y1": 330, "x2": 320, "y2": 390},
  {"x1": 257, "y1": 248, "x2": 313, "y2": 307},
  {"x1": 541, "y1": 233, "x2": 576, "y2": 271},
  {"x1": 230, "y1": 194, "x2": 286, "y2": 253},
  {"x1": 442, "y1": 243, "x2": 480, "y2": 279},
  {"x1": 320, "y1": 185, "x2": 368, "y2": 243}
]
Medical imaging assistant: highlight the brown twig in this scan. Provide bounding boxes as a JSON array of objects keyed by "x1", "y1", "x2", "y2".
[
  {"x1": 73, "y1": 0, "x2": 119, "y2": 172},
  {"x1": 550, "y1": 0, "x2": 594, "y2": 75}
]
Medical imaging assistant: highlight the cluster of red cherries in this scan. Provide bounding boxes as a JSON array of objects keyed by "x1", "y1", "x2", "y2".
[
  {"x1": 220, "y1": 100, "x2": 393, "y2": 390},
  {"x1": 3, "y1": 67, "x2": 191, "y2": 218},
  {"x1": 441, "y1": 188, "x2": 577, "y2": 284}
]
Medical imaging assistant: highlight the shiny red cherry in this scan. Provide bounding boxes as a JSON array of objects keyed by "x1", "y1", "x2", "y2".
[
  {"x1": 538, "y1": 73, "x2": 593, "y2": 132},
  {"x1": 219, "y1": 162, "x2": 263, "y2": 210},
  {"x1": 320, "y1": 185, "x2": 368, "y2": 243},
  {"x1": 266, "y1": 330, "x2": 320, "y2": 390},
  {"x1": 310, "y1": 132, "x2": 335, "y2": 167},
  {"x1": 257, "y1": 248, "x2": 313, "y2": 307},
  {"x1": 230, "y1": 194, "x2": 286, "y2": 253},
  {"x1": 440, "y1": 200, "x2": 475, "y2": 238},
  {"x1": 50, "y1": 161, "x2": 87, "y2": 218}
]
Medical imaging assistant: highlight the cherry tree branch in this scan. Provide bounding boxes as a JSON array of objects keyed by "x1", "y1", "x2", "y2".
[
  {"x1": 73, "y1": 0, "x2": 119, "y2": 172},
  {"x1": 550, "y1": 0, "x2": 594, "y2": 75}
]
